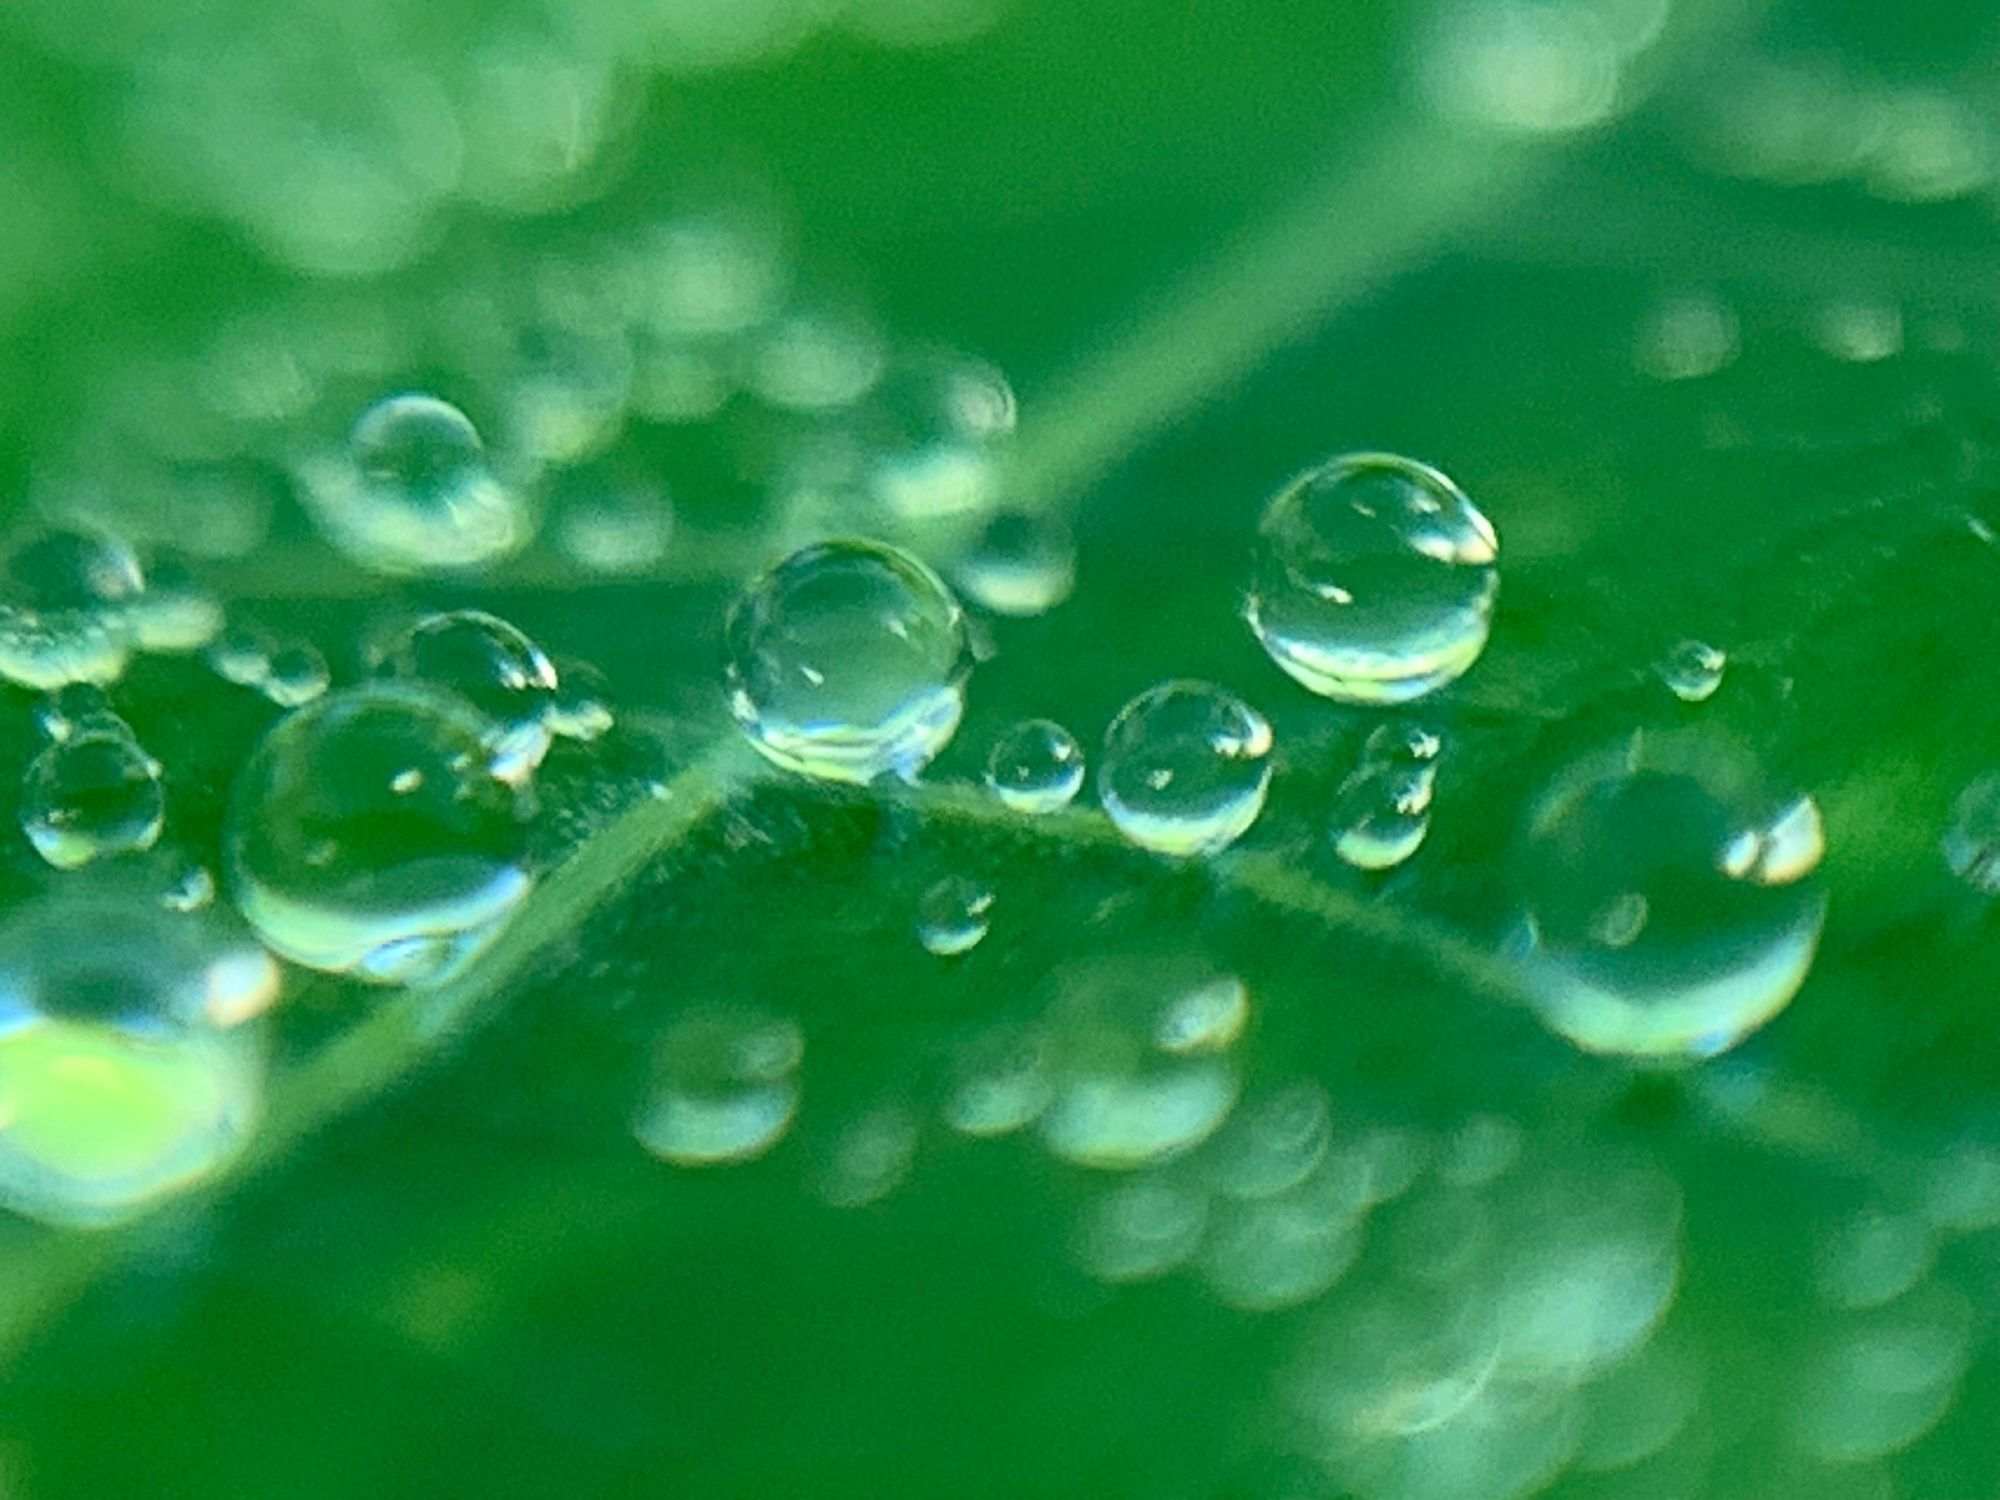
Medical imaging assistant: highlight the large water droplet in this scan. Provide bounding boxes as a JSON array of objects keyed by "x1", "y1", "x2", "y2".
[
  {"x1": 299, "y1": 394, "x2": 528, "y2": 576},
  {"x1": 1099, "y1": 681, "x2": 1273, "y2": 856},
  {"x1": 21, "y1": 715, "x2": 165, "y2": 870},
  {"x1": 633, "y1": 1007, "x2": 803, "y2": 1166},
  {"x1": 985, "y1": 718, "x2": 1085, "y2": 814},
  {"x1": 723, "y1": 539, "x2": 971, "y2": 784},
  {"x1": 0, "y1": 528, "x2": 146, "y2": 689},
  {"x1": 374, "y1": 609, "x2": 560, "y2": 784},
  {"x1": 224, "y1": 682, "x2": 535, "y2": 986},
  {"x1": 0, "y1": 884, "x2": 275, "y2": 1227},
  {"x1": 1246, "y1": 452, "x2": 1498, "y2": 704},
  {"x1": 1510, "y1": 736, "x2": 1826, "y2": 1059}
]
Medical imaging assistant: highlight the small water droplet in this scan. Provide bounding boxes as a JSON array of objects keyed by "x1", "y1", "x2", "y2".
[
  {"x1": 1942, "y1": 771, "x2": 2000, "y2": 895},
  {"x1": 953, "y1": 510, "x2": 1077, "y2": 617},
  {"x1": 374, "y1": 609, "x2": 559, "y2": 783},
  {"x1": 0, "y1": 528, "x2": 146, "y2": 690},
  {"x1": 1656, "y1": 639, "x2": 1727, "y2": 702},
  {"x1": 985, "y1": 718, "x2": 1084, "y2": 814},
  {"x1": 260, "y1": 641, "x2": 331, "y2": 709},
  {"x1": 1331, "y1": 721, "x2": 1442, "y2": 871},
  {"x1": 1099, "y1": 681, "x2": 1272, "y2": 857},
  {"x1": 915, "y1": 874, "x2": 994, "y2": 956},
  {"x1": 723, "y1": 539, "x2": 971, "y2": 784},
  {"x1": 20, "y1": 716, "x2": 165, "y2": 869},
  {"x1": 1247, "y1": 453, "x2": 1498, "y2": 704}
]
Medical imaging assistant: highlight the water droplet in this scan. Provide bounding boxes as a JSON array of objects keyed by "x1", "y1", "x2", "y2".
[
  {"x1": 633, "y1": 1007, "x2": 802, "y2": 1166},
  {"x1": 1203, "y1": 1083, "x2": 1333, "y2": 1199},
  {"x1": 126, "y1": 555, "x2": 224, "y2": 653},
  {"x1": 1425, "y1": 0, "x2": 1623, "y2": 135},
  {"x1": 942, "y1": 1025, "x2": 1050, "y2": 1137},
  {"x1": 1099, "y1": 681, "x2": 1272, "y2": 857},
  {"x1": 816, "y1": 1105, "x2": 920, "y2": 1208},
  {"x1": 1656, "y1": 638, "x2": 1726, "y2": 702},
  {"x1": 1199, "y1": 1192, "x2": 1363, "y2": 1311},
  {"x1": 21, "y1": 717, "x2": 165, "y2": 869},
  {"x1": 1942, "y1": 770, "x2": 2000, "y2": 894},
  {"x1": 723, "y1": 539, "x2": 971, "y2": 784},
  {"x1": 985, "y1": 718, "x2": 1084, "y2": 814},
  {"x1": 1075, "y1": 1175, "x2": 1207, "y2": 1283},
  {"x1": 299, "y1": 394, "x2": 528, "y2": 576},
  {"x1": 915, "y1": 874, "x2": 994, "y2": 956},
  {"x1": 1331, "y1": 720, "x2": 1442, "y2": 871},
  {"x1": 374, "y1": 609, "x2": 559, "y2": 783},
  {"x1": 953, "y1": 510, "x2": 1077, "y2": 617},
  {"x1": 1791, "y1": 1284, "x2": 1972, "y2": 1462},
  {"x1": 206, "y1": 620, "x2": 277, "y2": 689},
  {"x1": 0, "y1": 528, "x2": 145, "y2": 690},
  {"x1": 34, "y1": 682, "x2": 113, "y2": 743},
  {"x1": 552, "y1": 472, "x2": 673, "y2": 576},
  {"x1": 1247, "y1": 453, "x2": 1498, "y2": 704},
  {"x1": 1510, "y1": 737, "x2": 1826, "y2": 1058},
  {"x1": 259, "y1": 641, "x2": 331, "y2": 709},
  {"x1": 1815, "y1": 1209, "x2": 1935, "y2": 1311},
  {"x1": 0, "y1": 884, "x2": 275, "y2": 1226},
  {"x1": 224, "y1": 683, "x2": 534, "y2": 985},
  {"x1": 746, "y1": 308, "x2": 885, "y2": 412},
  {"x1": 1636, "y1": 292, "x2": 1740, "y2": 381},
  {"x1": 863, "y1": 354, "x2": 1016, "y2": 521},
  {"x1": 1039, "y1": 953, "x2": 1246, "y2": 1169},
  {"x1": 162, "y1": 861, "x2": 217, "y2": 913}
]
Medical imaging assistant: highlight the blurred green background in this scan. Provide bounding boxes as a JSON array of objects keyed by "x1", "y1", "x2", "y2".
[{"x1": 3, "y1": 0, "x2": 2000, "y2": 1495}]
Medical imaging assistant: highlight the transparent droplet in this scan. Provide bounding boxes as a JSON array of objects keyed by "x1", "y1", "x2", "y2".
[
  {"x1": 34, "y1": 682, "x2": 112, "y2": 743},
  {"x1": 633, "y1": 1007, "x2": 802, "y2": 1167},
  {"x1": 1199, "y1": 1192, "x2": 1363, "y2": 1311},
  {"x1": 126, "y1": 556, "x2": 224, "y2": 653},
  {"x1": 1791, "y1": 1284, "x2": 1972, "y2": 1462},
  {"x1": 374, "y1": 609, "x2": 560, "y2": 784},
  {"x1": 259, "y1": 641, "x2": 331, "y2": 709},
  {"x1": 1510, "y1": 736, "x2": 1827, "y2": 1058},
  {"x1": 162, "y1": 860, "x2": 217, "y2": 914},
  {"x1": 1942, "y1": 771, "x2": 2000, "y2": 895},
  {"x1": 21, "y1": 718, "x2": 165, "y2": 870},
  {"x1": 299, "y1": 394, "x2": 528, "y2": 576},
  {"x1": 1656, "y1": 639, "x2": 1726, "y2": 703},
  {"x1": 0, "y1": 528, "x2": 146, "y2": 690},
  {"x1": 1203, "y1": 1083, "x2": 1333, "y2": 1200},
  {"x1": 942, "y1": 1024, "x2": 1051, "y2": 1137},
  {"x1": 1425, "y1": 0, "x2": 1623, "y2": 135},
  {"x1": 1331, "y1": 721, "x2": 1441, "y2": 871},
  {"x1": 916, "y1": 874, "x2": 994, "y2": 956},
  {"x1": 224, "y1": 682, "x2": 535, "y2": 986},
  {"x1": 1246, "y1": 452, "x2": 1499, "y2": 704},
  {"x1": 1099, "y1": 681, "x2": 1273, "y2": 857},
  {"x1": 1039, "y1": 953, "x2": 1247, "y2": 1170},
  {"x1": 985, "y1": 718, "x2": 1085, "y2": 814},
  {"x1": 862, "y1": 353, "x2": 1016, "y2": 521},
  {"x1": 723, "y1": 539, "x2": 971, "y2": 784},
  {"x1": 953, "y1": 511, "x2": 1077, "y2": 617},
  {"x1": 1815, "y1": 1209, "x2": 1935, "y2": 1311},
  {"x1": 0, "y1": 883, "x2": 276, "y2": 1227}
]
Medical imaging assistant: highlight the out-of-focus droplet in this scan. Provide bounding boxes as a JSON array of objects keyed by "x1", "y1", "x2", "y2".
[
  {"x1": 634, "y1": 1007, "x2": 803, "y2": 1166},
  {"x1": 126, "y1": 555, "x2": 225, "y2": 653},
  {"x1": 259, "y1": 641, "x2": 331, "y2": 709},
  {"x1": 1247, "y1": 452, "x2": 1498, "y2": 704},
  {"x1": 21, "y1": 716, "x2": 165, "y2": 870},
  {"x1": 863, "y1": 353, "x2": 1016, "y2": 521},
  {"x1": 915, "y1": 874, "x2": 994, "y2": 957},
  {"x1": 985, "y1": 718, "x2": 1085, "y2": 814},
  {"x1": 225, "y1": 683, "x2": 534, "y2": 986},
  {"x1": 816, "y1": 1105, "x2": 920, "y2": 1208},
  {"x1": 1635, "y1": 292, "x2": 1740, "y2": 381},
  {"x1": 299, "y1": 394, "x2": 529, "y2": 576},
  {"x1": 747, "y1": 308, "x2": 885, "y2": 413},
  {"x1": 1040, "y1": 953, "x2": 1247, "y2": 1170},
  {"x1": 1942, "y1": 771, "x2": 2000, "y2": 895},
  {"x1": 0, "y1": 884, "x2": 275, "y2": 1227},
  {"x1": 953, "y1": 510, "x2": 1077, "y2": 617},
  {"x1": 552, "y1": 470, "x2": 673, "y2": 575},
  {"x1": 374, "y1": 609, "x2": 560, "y2": 783},
  {"x1": 1075, "y1": 1175, "x2": 1207, "y2": 1283},
  {"x1": 1656, "y1": 639, "x2": 1726, "y2": 703},
  {"x1": 0, "y1": 528, "x2": 146, "y2": 690},
  {"x1": 1099, "y1": 681, "x2": 1272, "y2": 856},
  {"x1": 1510, "y1": 736, "x2": 1826, "y2": 1059},
  {"x1": 723, "y1": 539, "x2": 971, "y2": 784}
]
